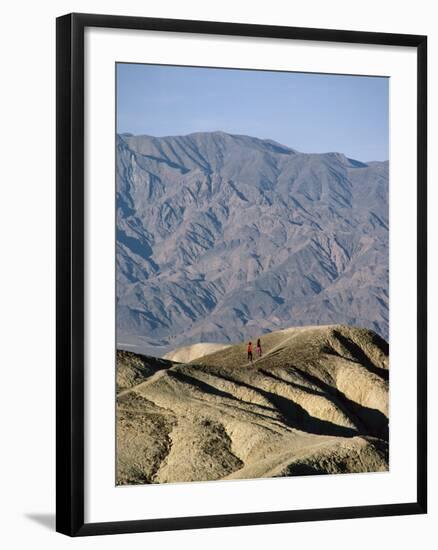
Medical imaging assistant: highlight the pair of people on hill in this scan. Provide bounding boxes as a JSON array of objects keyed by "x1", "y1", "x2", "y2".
[{"x1": 247, "y1": 338, "x2": 262, "y2": 363}]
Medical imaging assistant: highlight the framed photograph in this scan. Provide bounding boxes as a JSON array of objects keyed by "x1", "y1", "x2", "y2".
[{"x1": 56, "y1": 13, "x2": 427, "y2": 536}]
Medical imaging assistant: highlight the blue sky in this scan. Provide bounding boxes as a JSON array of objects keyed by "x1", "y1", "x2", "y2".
[{"x1": 117, "y1": 63, "x2": 389, "y2": 162}]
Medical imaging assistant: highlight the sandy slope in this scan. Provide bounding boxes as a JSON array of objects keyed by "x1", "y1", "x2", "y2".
[
  {"x1": 116, "y1": 324, "x2": 389, "y2": 485},
  {"x1": 163, "y1": 342, "x2": 231, "y2": 363}
]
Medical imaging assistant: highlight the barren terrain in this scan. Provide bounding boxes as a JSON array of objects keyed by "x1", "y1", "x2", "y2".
[{"x1": 117, "y1": 324, "x2": 389, "y2": 485}]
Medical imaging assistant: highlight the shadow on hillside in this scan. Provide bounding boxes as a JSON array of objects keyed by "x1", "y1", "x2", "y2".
[
  {"x1": 170, "y1": 369, "x2": 359, "y2": 438},
  {"x1": 293, "y1": 367, "x2": 389, "y2": 441},
  {"x1": 330, "y1": 330, "x2": 389, "y2": 381}
]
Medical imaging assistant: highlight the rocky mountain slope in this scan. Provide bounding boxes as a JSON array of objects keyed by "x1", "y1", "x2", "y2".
[
  {"x1": 116, "y1": 324, "x2": 389, "y2": 485},
  {"x1": 116, "y1": 131, "x2": 389, "y2": 356}
]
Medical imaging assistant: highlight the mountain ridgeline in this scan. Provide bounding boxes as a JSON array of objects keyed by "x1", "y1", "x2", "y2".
[{"x1": 116, "y1": 131, "x2": 388, "y2": 356}]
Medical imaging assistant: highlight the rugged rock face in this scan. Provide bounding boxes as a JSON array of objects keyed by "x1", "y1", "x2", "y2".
[
  {"x1": 116, "y1": 132, "x2": 389, "y2": 356},
  {"x1": 116, "y1": 324, "x2": 389, "y2": 485}
]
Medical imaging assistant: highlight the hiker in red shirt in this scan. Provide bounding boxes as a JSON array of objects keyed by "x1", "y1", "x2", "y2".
[{"x1": 247, "y1": 341, "x2": 253, "y2": 363}]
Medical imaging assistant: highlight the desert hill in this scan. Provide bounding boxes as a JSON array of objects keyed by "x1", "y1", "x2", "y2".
[
  {"x1": 116, "y1": 324, "x2": 389, "y2": 485},
  {"x1": 163, "y1": 342, "x2": 231, "y2": 363}
]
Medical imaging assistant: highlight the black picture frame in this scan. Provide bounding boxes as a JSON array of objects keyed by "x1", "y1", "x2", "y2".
[{"x1": 56, "y1": 12, "x2": 427, "y2": 537}]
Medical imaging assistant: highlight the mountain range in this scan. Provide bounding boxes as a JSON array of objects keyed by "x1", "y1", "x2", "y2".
[{"x1": 116, "y1": 131, "x2": 388, "y2": 356}]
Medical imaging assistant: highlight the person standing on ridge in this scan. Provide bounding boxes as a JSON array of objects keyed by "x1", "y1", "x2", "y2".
[
  {"x1": 247, "y1": 341, "x2": 253, "y2": 364},
  {"x1": 256, "y1": 338, "x2": 262, "y2": 358}
]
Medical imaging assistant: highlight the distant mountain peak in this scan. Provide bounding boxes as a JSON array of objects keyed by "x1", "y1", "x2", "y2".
[
  {"x1": 117, "y1": 131, "x2": 378, "y2": 165},
  {"x1": 116, "y1": 131, "x2": 389, "y2": 354},
  {"x1": 120, "y1": 129, "x2": 299, "y2": 150}
]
